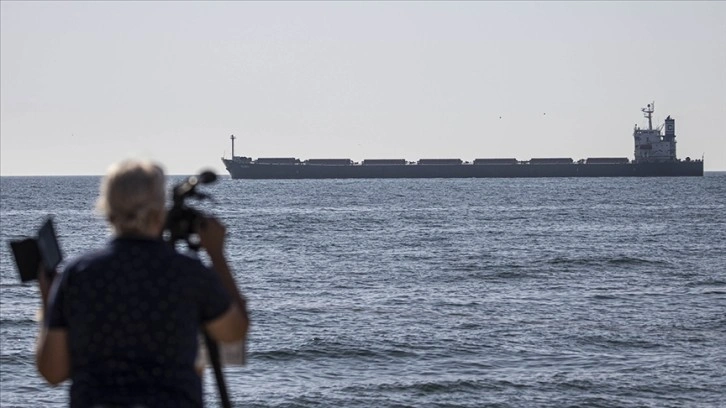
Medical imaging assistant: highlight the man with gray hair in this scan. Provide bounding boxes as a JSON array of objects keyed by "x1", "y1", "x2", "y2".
[{"x1": 35, "y1": 159, "x2": 249, "y2": 407}]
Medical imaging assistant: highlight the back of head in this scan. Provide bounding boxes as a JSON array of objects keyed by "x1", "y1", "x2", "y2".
[{"x1": 97, "y1": 160, "x2": 166, "y2": 236}]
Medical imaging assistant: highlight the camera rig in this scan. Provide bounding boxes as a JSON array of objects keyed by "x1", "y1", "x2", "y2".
[
  {"x1": 164, "y1": 170, "x2": 217, "y2": 250},
  {"x1": 163, "y1": 170, "x2": 232, "y2": 408}
]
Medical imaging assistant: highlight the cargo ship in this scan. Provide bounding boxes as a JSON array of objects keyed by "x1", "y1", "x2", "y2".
[{"x1": 222, "y1": 103, "x2": 703, "y2": 179}]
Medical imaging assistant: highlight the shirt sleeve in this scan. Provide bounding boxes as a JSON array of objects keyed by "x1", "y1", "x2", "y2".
[{"x1": 196, "y1": 265, "x2": 233, "y2": 324}]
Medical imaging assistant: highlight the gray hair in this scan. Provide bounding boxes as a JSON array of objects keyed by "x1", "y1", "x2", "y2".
[{"x1": 96, "y1": 160, "x2": 166, "y2": 235}]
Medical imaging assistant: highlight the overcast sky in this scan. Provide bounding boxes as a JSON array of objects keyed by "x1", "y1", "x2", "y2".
[{"x1": 2, "y1": 1, "x2": 724, "y2": 175}]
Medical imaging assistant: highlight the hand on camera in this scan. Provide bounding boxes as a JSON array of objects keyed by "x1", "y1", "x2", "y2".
[{"x1": 197, "y1": 216, "x2": 226, "y2": 257}]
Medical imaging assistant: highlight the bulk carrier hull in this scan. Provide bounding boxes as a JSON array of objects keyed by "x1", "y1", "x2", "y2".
[
  {"x1": 221, "y1": 159, "x2": 703, "y2": 179},
  {"x1": 222, "y1": 104, "x2": 704, "y2": 179}
]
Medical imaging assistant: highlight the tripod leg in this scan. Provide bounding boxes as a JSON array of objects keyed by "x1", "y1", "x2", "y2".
[{"x1": 203, "y1": 331, "x2": 231, "y2": 408}]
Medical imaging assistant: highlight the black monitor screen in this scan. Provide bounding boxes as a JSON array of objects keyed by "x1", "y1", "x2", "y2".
[{"x1": 37, "y1": 218, "x2": 62, "y2": 270}]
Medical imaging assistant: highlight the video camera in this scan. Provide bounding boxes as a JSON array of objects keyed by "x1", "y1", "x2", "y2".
[{"x1": 164, "y1": 170, "x2": 218, "y2": 250}]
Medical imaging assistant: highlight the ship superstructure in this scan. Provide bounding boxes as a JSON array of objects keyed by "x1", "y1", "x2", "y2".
[
  {"x1": 222, "y1": 103, "x2": 703, "y2": 179},
  {"x1": 633, "y1": 103, "x2": 678, "y2": 163}
]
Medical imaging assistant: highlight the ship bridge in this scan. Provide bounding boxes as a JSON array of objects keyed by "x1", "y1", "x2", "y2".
[{"x1": 633, "y1": 103, "x2": 677, "y2": 163}]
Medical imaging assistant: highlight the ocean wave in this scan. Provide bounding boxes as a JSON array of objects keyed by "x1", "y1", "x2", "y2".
[
  {"x1": 344, "y1": 378, "x2": 528, "y2": 395},
  {"x1": 250, "y1": 341, "x2": 417, "y2": 362},
  {"x1": 0, "y1": 352, "x2": 35, "y2": 367},
  {"x1": 0, "y1": 317, "x2": 38, "y2": 326},
  {"x1": 590, "y1": 294, "x2": 620, "y2": 300},
  {"x1": 548, "y1": 255, "x2": 670, "y2": 267},
  {"x1": 577, "y1": 334, "x2": 663, "y2": 350},
  {"x1": 486, "y1": 269, "x2": 531, "y2": 280},
  {"x1": 686, "y1": 279, "x2": 726, "y2": 287}
]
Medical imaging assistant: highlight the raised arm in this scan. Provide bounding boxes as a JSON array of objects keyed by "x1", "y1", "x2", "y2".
[
  {"x1": 198, "y1": 216, "x2": 250, "y2": 343},
  {"x1": 35, "y1": 269, "x2": 70, "y2": 385}
]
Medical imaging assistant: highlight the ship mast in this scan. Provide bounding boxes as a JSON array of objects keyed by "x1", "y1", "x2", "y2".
[
  {"x1": 230, "y1": 134, "x2": 236, "y2": 158},
  {"x1": 642, "y1": 102, "x2": 655, "y2": 130}
]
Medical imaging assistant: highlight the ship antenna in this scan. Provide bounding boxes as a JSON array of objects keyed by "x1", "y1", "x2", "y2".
[
  {"x1": 230, "y1": 134, "x2": 236, "y2": 158},
  {"x1": 642, "y1": 102, "x2": 655, "y2": 130}
]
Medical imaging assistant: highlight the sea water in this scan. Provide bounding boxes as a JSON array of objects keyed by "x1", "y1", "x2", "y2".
[{"x1": 1, "y1": 174, "x2": 725, "y2": 407}]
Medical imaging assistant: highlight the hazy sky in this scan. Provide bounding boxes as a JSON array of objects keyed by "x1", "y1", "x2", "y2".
[{"x1": 2, "y1": 1, "x2": 725, "y2": 175}]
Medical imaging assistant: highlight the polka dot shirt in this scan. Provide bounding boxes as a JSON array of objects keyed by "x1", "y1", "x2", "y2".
[{"x1": 47, "y1": 237, "x2": 231, "y2": 408}]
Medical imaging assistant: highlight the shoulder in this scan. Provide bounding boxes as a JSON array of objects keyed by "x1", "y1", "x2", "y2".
[{"x1": 61, "y1": 245, "x2": 113, "y2": 275}]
